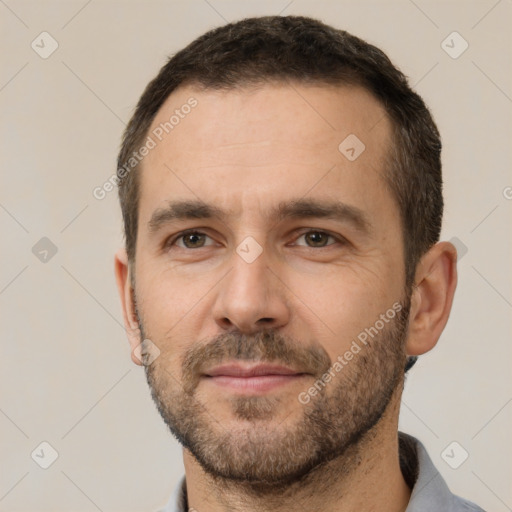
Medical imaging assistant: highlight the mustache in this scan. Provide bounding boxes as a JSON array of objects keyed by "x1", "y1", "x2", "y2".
[{"x1": 180, "y1": 329, "x2": 332, "y2": 394}]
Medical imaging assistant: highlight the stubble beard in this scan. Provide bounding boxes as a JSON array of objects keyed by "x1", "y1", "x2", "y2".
[{"x1": 140, "y1": 295, "x2": 410, "y2": 490}]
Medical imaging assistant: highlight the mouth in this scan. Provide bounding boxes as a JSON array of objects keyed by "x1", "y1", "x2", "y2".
[{"x1": 202, "y1": 363, "x2": 309, "y2": 394}]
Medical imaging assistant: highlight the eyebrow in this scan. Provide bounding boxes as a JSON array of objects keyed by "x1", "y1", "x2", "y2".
[{"x1": 148, "y1": 198, "x2": 372, "y2": 235}]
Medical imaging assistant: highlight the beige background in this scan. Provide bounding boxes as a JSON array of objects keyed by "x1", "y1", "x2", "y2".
[{"x1": 1, "y1": 0, "x2": 511, "y2": 511}]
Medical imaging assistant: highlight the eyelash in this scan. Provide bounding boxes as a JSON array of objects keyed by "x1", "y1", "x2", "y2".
[{"x1": 164, "y1": 228, "x2": 345, "y2": 250}]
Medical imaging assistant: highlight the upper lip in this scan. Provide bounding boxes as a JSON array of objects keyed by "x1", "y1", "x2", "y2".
[{"x1": 204, "y1": 363, "x2": 306, "y2": 378}]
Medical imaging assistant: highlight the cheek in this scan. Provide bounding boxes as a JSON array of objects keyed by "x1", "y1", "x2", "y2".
[
  {"x1": 137, "y1": 255, "x2": 208, "y2": 317},
  {"x1": 292, "y1": 266, "x2": 398, "y2": 358},
  {"x1": 135, "y1": 272, "x2": 197, "y2": 351}
]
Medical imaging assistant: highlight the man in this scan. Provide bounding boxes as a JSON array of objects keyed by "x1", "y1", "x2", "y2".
[{"x1": 114, "y1": 15, "x2": 485, "y2": 512}]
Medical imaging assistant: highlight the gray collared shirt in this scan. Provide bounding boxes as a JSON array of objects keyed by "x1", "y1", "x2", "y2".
[{"x1": 158, "y1": 432, "x2": 485, "y2": 511}]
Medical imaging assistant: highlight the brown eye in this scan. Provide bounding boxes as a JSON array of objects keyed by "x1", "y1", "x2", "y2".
[
  {"x1": 181, "y1": 232, "x2": 206, "y2": 248},
  {"x1": 305, "y1": 232, "x2": 331, "y2": 247},
  {"x1": 169, "y1": 231, "x2": 215, "y2": 249},
  {"x1": 295, "y1": 230, "x2": 338, "y2": 248}
]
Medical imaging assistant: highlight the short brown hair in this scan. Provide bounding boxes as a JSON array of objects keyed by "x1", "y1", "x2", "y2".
[{"x1": 117, "y1": 15, "x2": 443, "y2": 288}]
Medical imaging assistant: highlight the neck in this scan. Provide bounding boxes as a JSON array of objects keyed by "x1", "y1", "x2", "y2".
[{"x1": 183, "y1": 387, "x2": 411, "y2": 512}]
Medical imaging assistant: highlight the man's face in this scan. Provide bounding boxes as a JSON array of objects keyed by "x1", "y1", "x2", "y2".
[{"x1": 132, "y1": 83, "x2": 410, "y2": 484}]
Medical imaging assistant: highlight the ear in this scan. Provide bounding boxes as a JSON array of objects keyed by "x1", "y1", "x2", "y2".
[
  {"x1": 114, "y1": 248, "x2": 143, "y2": 366},
  {"x1": 406, "y1": 241, "x2": 458, "y2": 356}
]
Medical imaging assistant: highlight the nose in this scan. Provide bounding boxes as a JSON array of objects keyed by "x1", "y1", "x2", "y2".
[{"x1": 212, "y1": 244, "x2": 290, "y2": 334}]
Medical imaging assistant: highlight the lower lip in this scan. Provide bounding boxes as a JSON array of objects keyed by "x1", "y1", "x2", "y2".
[{"x1": 204, "y1": 374, "x2": 307, "y2": 393}]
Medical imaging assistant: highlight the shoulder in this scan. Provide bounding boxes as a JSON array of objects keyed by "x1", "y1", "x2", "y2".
[
  {"x1": 451, "y1": 494, "x2": 487, "y2": 511},
  {"x1": 399, "y1": 432, "x2": 487, "y2": 512}
]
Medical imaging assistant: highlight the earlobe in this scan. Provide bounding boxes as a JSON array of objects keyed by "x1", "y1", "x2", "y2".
[
  {"x1": 405, "y1": 241, "x2": 458, "y2": 357},
  {"x1": 114, "y1": 248, "x2": 143, "y2": 366}
]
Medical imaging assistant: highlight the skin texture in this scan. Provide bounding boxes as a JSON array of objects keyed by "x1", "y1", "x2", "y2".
[{"x1": 115, "y1": 83, "x2": 458, "y2": 512}]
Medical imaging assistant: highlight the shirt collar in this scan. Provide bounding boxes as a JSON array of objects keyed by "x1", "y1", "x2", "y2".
[{"x1": 401, "y1": 432, "x2": 455, "y2": 511}]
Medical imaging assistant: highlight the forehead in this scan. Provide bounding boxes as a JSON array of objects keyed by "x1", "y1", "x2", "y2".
[
  {"x1": 148, "y1": 81, "x2": 390, "y2": 156},
  {"x1": 138, "y1": 82, "x2": 396, "y2": 232}
]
